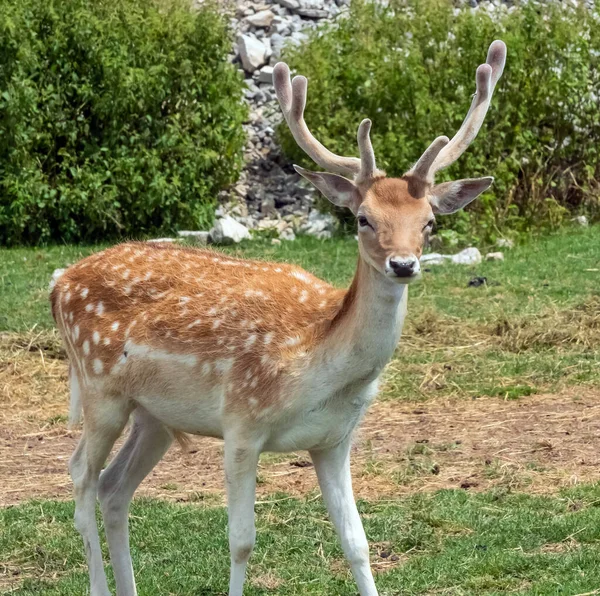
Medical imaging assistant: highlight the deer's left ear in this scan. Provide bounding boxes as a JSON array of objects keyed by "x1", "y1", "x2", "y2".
[
  {"x1": 294, "y1": 165, "x2": 362, "y2": 214},
  {"x1": 429, "y1": 177, "x2": 493, "y2": 215}
]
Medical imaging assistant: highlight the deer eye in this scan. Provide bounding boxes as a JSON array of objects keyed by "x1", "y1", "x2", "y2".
[{"x1": 358, "y1": 215, "x2": 371, "y2": 228}]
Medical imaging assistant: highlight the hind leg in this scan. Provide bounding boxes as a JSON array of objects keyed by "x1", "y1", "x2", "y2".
[
  {"x1": 98, "y1": 408, "x2": 173, "y2": 596},
  {"x1": 70, "y1": 395, "x2": 131, "y2": 596}
]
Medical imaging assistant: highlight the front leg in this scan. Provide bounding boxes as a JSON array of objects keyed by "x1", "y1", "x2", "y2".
[
  {"x1": 224, "y1": 434, "x2": 261, "y2": 596},
  {"x1": 310, "y1": 439, "x2": 378, "y2": 596}
]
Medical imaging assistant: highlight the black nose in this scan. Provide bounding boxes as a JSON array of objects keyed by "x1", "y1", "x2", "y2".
[{"x1": 389, "y1": 258, "x2": 415, "y2": 277}]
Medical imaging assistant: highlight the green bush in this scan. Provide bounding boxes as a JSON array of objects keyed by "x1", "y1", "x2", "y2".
[
  {"x1": 279, "y1": 0, "x2": 600, "y2": 243},
  {"x1": 0, "y1": 0, "x2": 246, "y2": 246}
]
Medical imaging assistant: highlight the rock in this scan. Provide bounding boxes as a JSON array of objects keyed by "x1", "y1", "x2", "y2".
[
  {"x1": 451, "y1": 247, "x2": 482, "y2": 265},
  {"x1": 279, "y1": 227, "x2": 296, "y2": 241},
  {"x1": 237, "y1": 35, "x2": 267, "y2": 72},
  {"x1": 420, "y1": 247, "x2": 482, "y2": 266},
  {"x1": 496, "y1": 238, "x2": 514, "y2": 249},
  {"x1": 271, "y1": 238, "x2": 282, "y2": 245},
  {"x1": 485, "y1": 251, "x2": 504, "y2": 261},
  {"x1": 246, "y1": 9, "x2": 275, "y2": 27},
  {"x1": 275, "y1": 0, "x2": 300, "y2": 8},
  {"x1": 210, "y1": 215, "x2": 252, "y2": 244},
  {"x1": 257, "y1": 65, "x2": 274, "y2": 84},
  {"x1": 572, "y1": 215, "x2": 589, "y2": 226},
  {"x1": 178, "y1": 231, "x2": 210, "y2": 246},
  {"x1": 296, "y1": 7, "x2": 329, "y2": 17}
]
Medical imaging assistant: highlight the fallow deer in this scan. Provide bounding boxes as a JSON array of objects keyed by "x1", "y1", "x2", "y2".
[{"x1": 50, "y1": 40, "x2": 506, "y2": 596}]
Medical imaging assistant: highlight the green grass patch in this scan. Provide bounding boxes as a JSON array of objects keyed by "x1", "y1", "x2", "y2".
[{"x1": 2, "y1": 485, "x2": 600, "y2": 594}]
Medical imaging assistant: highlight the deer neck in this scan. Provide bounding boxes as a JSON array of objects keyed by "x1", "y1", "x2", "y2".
[{"x1": 316, "y1": 256, "x2": 408, "y2": 380}]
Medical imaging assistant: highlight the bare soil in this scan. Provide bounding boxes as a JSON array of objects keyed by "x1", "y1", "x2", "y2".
[{"x1": 1, "y1": 331, "x2": 599, "y2": 506}]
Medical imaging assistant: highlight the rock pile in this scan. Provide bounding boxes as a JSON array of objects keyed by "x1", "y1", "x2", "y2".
[{"x1": 213, "y1": 0, "x2": 349, "y2": 240}]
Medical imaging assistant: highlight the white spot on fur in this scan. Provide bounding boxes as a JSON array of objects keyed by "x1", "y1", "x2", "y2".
[
  {"x1": 103, "y1": 338, "x2": 111, "y2": 346},
  {"x1": 299, "y1": 290, "x2": 309, "y2": 303},
  {"x1": 202, "y1": 362, "x2": 211, "y2": 375},
  {"x1": 93, "y1": 359, "x2": 104, "y2": 374},
  {"x1": 96, "y1": 302, "x2": 104, "y2": 316},
  {"x1": 179, "y1": 296, "x2": 190, "y2": 305},
  {"x1": 83, "y1": 340, "x2": 90, "y2": 355},
  {"x1": 63, "y1": 291, "x2": 71, "y2": 304},
  {"x1": 80, "y1": 288, "x2": 89, "y2": 299},
  {"x1": 122, "y1": 269, "x2": 130, "y2": 279},
  {"x1": 215, "y1": 359, "x2": 233, "y2": 375},
  {"x1": 291, "y1": 270, "x2": 311, "y2": 284},
  {"x1": 285, "y1": 336, "x2": 300, "y2": 347},
  {"x1": 212, "y1": 319, "x2": 222, "y2": 329},
  {"x1": 123, "y1": 286, "x2": 132, "y2": 295},
  {"x1": 249, "y1": 397, "x2": 258, "y2": 406},
  {"x1": 85, "y1": 303, "x2": 94, "y2": 312},
  {"x1": 73, "y1": 325, "x2": 80, "y2": 341},
  {"x1": 245, "y1": 335, "x2": 257, "y2": 348},
  {"x1": 124, "y1": 341, "x2": 198, "y2": 367},
  {"x1": 263, "y1": 332, "x2": 273, "y2": 345},
  {"x1": 111, "y1": 321, "x2": 120, "y2": 331},
  {"x1": 275, "y1": 268, "x2": 282, "y2": 273},
  {"x1": 187, "y1": 319, "x2": 202, "y2": 329},
  {"x1": 93, "y1": 331, "x2": 100, "y2": 345}
]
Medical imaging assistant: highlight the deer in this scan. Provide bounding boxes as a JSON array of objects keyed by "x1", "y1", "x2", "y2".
[{"x1": 49, "y1": 40, "x2": 506, "y2": 596}]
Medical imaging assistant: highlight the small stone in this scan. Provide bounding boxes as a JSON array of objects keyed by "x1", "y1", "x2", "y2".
[
  {"x1": 279, "y1": 227, "x2": 296, "y2": 241},
  {"x1": 271, "y1": 238, "x2": 282, "y2": 245},
  {"x1": 572, "y1": 215, "x2": 589, "y2": 227},
  {"x1": 257, "y1": 65, "x2": 274, "y2": 84},
  {"x1": 246, "y1": 9, "x2": 275, "y2": 27},
  {"x1": 178, "y1": 231, "x2": 210, "y2": 246},
  {"x1": 485, "y1": 251, "x2": 504, "y2": 261},
  {"x1": 276, "y1": 0, "x2": 300, "y2": 8},
  {"x1": 451, "y1": 247, "x2": 482, "y2": 265},
  {"x1": 237, "y1": 35, "x2": 267, "y2": 73},
  {"x1": 210, "y1": 216, "x2": 252, "y2": 244},
  {"x1": 296, "y1": 7, "x2": 329, "y2": 17}
]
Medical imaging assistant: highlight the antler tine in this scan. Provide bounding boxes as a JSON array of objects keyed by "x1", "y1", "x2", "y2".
[
  {"x1": 357, "y1": 119, "x2": 376, "y2": 181},
  {"x1": 273, "y1": 62, "x2": 364, "y2": 178},
  {"x1": 414, "y1": 40, "x2": 506, "y2": 180},
  {"x1": 409, "y1": 135, "x2": 449, "y2": 182}
]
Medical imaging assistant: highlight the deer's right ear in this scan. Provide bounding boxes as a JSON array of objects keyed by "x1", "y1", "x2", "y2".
[{"x1": 294, "y1": 165, "x2": 361, "y2": 214}]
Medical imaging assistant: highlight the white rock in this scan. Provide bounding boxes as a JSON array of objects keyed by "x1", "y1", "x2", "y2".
[
  {"x1": 257, "y1": 65, "x2": 274, "y2": 84},
  {"x1": 237, "y1": 35, "x2": 267, "y2": 73},
  {"x1": 178, "y1": 230, "x2": 210, "y2": 246},
  {"x1": 210, "y1": 215, "x2": 252, "y2": 244},
  {"x1": 421, "y1": 247, "x2": 482, "y2": 266},
  {"x1": 246, "y1": 9, "x2": 275, "y2": 27},
  {"x1": 271, "y1": 238, "x2": 282, "y2": 245},
  {"x1": 572, "y1": 215, "x2": 589, "y2": 227},
  {"x1": 485, "y1": 251, "x2": 504, "y2": 261},
  {"x1": 451, "y1": 247, "x2": 482, "y2": 265},
  {"x1": 279, "y1": 227, "x2": 296, "y2": 241},
  {"x1": 276, "y1": 0, "x2": 300, "y2": 8}
]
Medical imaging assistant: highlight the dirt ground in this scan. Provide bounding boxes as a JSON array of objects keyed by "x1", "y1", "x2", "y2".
[{"x1": 1, "y1": 331, "x2": 599, "y2": 506}]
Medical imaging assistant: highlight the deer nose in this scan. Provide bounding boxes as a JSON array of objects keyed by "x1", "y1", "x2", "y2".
[{"x1": 387, "y1": 256, "x2": 419, "y2": 278}]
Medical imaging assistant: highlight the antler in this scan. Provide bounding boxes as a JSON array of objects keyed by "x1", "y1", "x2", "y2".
[
  {"x1": 273, "y1": 62, "x2": 379, "y2": 181},
  {"x1": 410, "y1": 40, "x2": 507, "y2": 182}
]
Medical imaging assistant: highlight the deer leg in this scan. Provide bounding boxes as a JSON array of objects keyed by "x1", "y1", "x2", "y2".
[
  {"x1": 223, "y1": 434, "x2": 261, "y2": 596},
  {"x1": 69, "y1": 395, "x2": 130, "y2": 596},
  {"x1": 98, "y1": 408, "x2": 173, "y2": 596},
  {"x1": 310, "y1": 439, "x2": 378, "y2": 596}
]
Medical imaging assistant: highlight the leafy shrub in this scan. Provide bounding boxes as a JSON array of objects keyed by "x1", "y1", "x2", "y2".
[
  {"x1": 279, "y1": 0, "x2": 600, "y2": 243},
  {"x1": 0, "y1": 0, "x2": 246, "y2": 245}
]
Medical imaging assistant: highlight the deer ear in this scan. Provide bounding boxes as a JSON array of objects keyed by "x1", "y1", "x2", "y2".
[
  {"x1": 294, "y1": 165, "x2": 362, "y2": 214},
  {"x1": 429, "y1": 177, "x2": 493, "y2": 215}
]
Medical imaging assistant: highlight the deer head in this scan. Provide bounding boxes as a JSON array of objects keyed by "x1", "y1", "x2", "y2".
[{"x1": 274, "y1": 40, "x2": 506, "y2": 283}]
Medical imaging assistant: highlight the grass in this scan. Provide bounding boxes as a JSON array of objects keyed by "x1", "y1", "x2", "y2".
[
  {"x1": 2, "y1": 225, "x2": 599, "y2": 400},
  {"x1": 2, "y1": 485, "x2": 600, "y2": 594}
]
